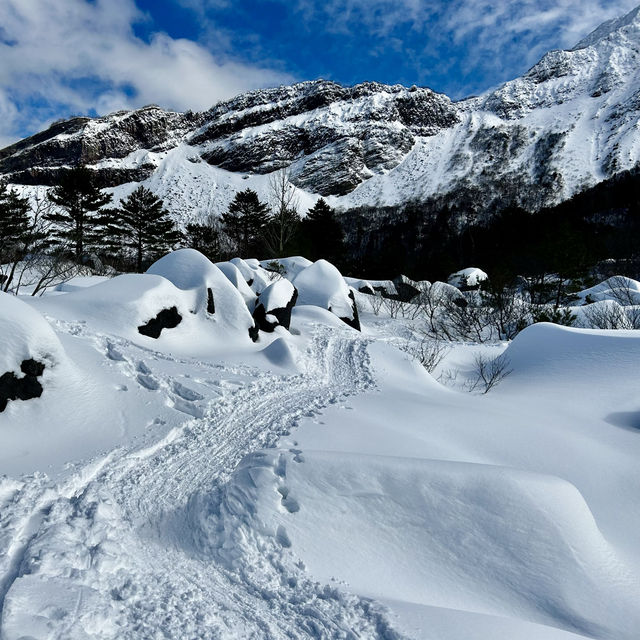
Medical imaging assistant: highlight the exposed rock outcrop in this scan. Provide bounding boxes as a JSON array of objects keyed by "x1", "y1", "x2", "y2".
[
  {"x1": 138, "y1": 307, "x2": 182, "y2": 338},
  {"x1": 253, "y1": 280, "x2": 298, "y2": 333},
  {"x1": 0, "y1": 359, "x2": 45, "y2": 412}
]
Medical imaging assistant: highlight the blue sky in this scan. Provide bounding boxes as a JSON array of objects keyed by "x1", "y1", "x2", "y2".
[{"x1": 0, "y1": 0, "x2": 637, "y2": 146}]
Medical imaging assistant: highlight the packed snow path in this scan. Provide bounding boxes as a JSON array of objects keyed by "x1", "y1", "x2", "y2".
[{"x1": 0, "y1": 323, "x2": 404, "y2": 639}]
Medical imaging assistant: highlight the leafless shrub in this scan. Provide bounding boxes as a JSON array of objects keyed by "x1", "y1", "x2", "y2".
[
  {"x1": 437, "y1": 368, "x2": 459, "y2": 387},
  {"x1": 582, "y1": 300, "x2": 640, "y2": 330},
  {"x1": 604, "y1": 276, "x2": 640, "y2": 306},
  {"x1": 442, "y1": 291, "x2": 494, "y2": 342},
  {"x1": 381, "y1": 294, "x2": 406, "y2": 319},
  {"x1": 370, "y1": 291, "x2": 384, "y2": 315},
  {"x1": 400, "y1": 336, "x2": 449, "y2": 373},
  {"x1": 467, "y1": 353, "x2": 513, "y2": 394}
]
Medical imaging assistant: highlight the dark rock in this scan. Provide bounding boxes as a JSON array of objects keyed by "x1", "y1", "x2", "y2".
[
  {"x1": 0, "y1": 359, "x2": 45, "y2": 412},
  {"x1": 248, "y1": 323, "x2": 260, "y2": 342},
  {"x1": 253, "y1": 287, "x2": 298, "y2": 333},
  {"x1": 392, "y1": 275, "x2": 421, "y2": 302},
  {"x1": 138, "y1": 307, "x2": 182, "y2": 339},
  {"x1": 358, "y1": 284, "x2": 376, "y2": 295},
  {"x1": 206, "y1": 288, "x2": 215, "y2": 314},
  {"x1": 21, "y1": 359, "x2": 46, "y2": 377},
  {"x1": 334, "y1": 290, "x2": 361, "y2": 332}
]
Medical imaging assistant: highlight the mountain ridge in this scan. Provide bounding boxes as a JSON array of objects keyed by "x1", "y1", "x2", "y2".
[{"x1": 2, "y1": 5, "x2": 640, "y2": 222}]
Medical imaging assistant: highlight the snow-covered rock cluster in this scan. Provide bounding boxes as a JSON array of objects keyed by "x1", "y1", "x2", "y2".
[{"x1": 3, "y1": 6, "x2": 640, "y2": 219}]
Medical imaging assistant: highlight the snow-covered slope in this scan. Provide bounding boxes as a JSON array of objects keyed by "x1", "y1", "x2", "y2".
[{"x1": 2, "y1": 7, "x2": 640, "y2": 219}]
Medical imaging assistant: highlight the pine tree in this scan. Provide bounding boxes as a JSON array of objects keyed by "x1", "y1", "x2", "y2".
[
  {"x1": 0, "y1": 182, "x2": 30, "y2": 291},
  {"x1": 0, "y1": 181, "x2": 30, "y2": 261},
  {"x1": 46, "y1": 166, "x2": 112, "y2": 261},
  {"x1": 302, "y1": 198, "x2": 345, "y2": 264},
  {"x1": 0, "y1": 184, "x2": 53, "y2": 293},
  {"x1": 221, "y1": 188, "x2": 269, "y2": 257},
  {"x1": 184, "y1": 219, "x2": 222, "y2": 261},
  {"x1": 111, "y1": 186, "x2": 181, "y2": 272}
]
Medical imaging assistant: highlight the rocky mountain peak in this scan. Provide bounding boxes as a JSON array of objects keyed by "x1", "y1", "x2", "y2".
[{"x1": 572, "y1": 4, "x2": 640, "y2": 50}]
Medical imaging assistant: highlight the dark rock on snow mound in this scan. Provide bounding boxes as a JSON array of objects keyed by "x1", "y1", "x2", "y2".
[
  {"x1": 0, "y1": 359, "x2": 46, "y2": 412},
  {"x1": 335, "y1": 290, "x2": 361, "y2": 332},
  {"x1": 253, "y1": 282, "x2": 298, "y2": 333},
  {"x1": 138, "y1": 307, "x2": 182, "y2": 338}
]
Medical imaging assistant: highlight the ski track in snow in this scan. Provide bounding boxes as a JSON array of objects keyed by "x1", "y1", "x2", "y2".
[{"x1": 0, "y1": 324, "x2": 406, "y2": 639}]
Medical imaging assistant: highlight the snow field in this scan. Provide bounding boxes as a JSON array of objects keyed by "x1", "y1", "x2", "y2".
[{"x1": 1, "y1": 254, "x2": 640, "y2": 639}]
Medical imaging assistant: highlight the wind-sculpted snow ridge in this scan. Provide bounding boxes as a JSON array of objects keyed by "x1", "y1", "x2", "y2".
[{"x1": 4, "y1": 7, "x2": 640, "y2": 219}]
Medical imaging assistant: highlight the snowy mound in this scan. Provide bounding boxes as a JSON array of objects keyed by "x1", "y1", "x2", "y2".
[
  {"x1": 502, "y1": 322, "x2": 640, "y2": 386},
  {"x1": 292, "y1": 260, "x2": 360, "y2": 330},
  {"x1": 31, "y1": 273, "x2": 237, "y2": 346},
  {"x1": 223, "y1": 449, "x2": 640, "y2": 638},
  {"x1": 147, "y1": 249, "x2": 256, "y2": 335},
  {"x1": 36, "y1": 274, "x2": 192, "y2": 337},
  {"x1": 229, "y1": 257, "x2": 272, "y2": 294},
  {"x1": 448, "y1": 267, "x2": 488, "y2": 289},
  {"x1": 344, "y1": 277, "x2": 376, "y2": 295},
  {"x1": 215, "y1": 261, "x2": 258, "y2": 308},
  {"x1": 261, "y1": 256, "x2": 313, "y2": 280},
  {"x1": 0, "y1": 292, "x2": 67, "y2": 375},
  {"x1": 0, "y1": 293, "x2": 72, "y2": 413}
]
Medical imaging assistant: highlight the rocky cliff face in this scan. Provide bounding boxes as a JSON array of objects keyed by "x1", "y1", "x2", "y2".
[{"x1": 2, "y1": 6, "x2": 640, "y2": 219}]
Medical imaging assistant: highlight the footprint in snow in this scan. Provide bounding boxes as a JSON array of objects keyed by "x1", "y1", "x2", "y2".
[
  {"x1": 172, "y1": 381, "x2": 204, "y2": 402},
  {"x1": 137, "y1": 374, "x2": 159, "y2": 391},
  {"x1": 106, "y1": 342, "x2": 126, "y2": 362},
  {"x1": 168, "y1": 396, "x2": 204, "y2": 418},
  {"x1": 278, "y1": 486, "x2": 300, "y2": 513},
  {"x1": 137, "y1": 360, "x2": 152, "y2": 375},
  {"x1": 276, "y1": 525, "x2": 292, "y2": 548}
]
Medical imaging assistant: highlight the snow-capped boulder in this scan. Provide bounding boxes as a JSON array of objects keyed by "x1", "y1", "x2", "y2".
[
  {"x1": 216, "y1": 261, "x2": 258, "y2": 309},
  {"x1": 0, "y1": 293, "x2": 68, "y2": 411},
  {"x1": 261, "y1": 256, "x2": 313, "y2": 280},
  {"x1": 391, "y1": 274, "x2": 421, "y2": 301},
  {"x1": 292, "y1": 260, "x2": 360, "y2": 330},
  {"x1": 448, "y1": 267, "x2": 489, "y2": 290},
  {"x1": 344, "y1": 277, "x2": 376, "y2": 296},
  {"x1": 230, "y1": 257, "x2": 272, "y2": 294},
  {"x1": 252, "y1": 279, "x2": 298, "y2": 333},
  {"x1": 147, "y1": 249, "x2": 256, "y2": 339}
]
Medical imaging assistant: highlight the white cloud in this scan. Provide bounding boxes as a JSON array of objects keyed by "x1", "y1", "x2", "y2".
[
  {"x1": 0, "y1": 0, "x2": 292, "y2": 146},
  {"x1": 282, "y1": 0, "x2": 640, "y2": 94}
]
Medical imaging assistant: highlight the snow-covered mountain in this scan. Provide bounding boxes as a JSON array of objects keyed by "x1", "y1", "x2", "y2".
[{"x1": 3, "y1": 5, "x2": 640, "y2": 219}]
